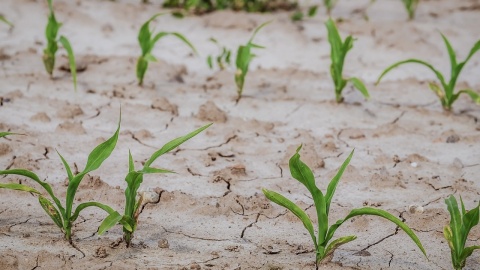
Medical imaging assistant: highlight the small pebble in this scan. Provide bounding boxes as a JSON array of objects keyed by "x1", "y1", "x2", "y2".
[{"x1": 410, "y1": 162, "x2": 418, "y2": 168}]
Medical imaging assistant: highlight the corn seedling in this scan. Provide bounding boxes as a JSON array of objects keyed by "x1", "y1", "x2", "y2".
[
  {"x1": 235, "y1": 21, "x2": 270, "y2": 102},
  {"x1": 0, "y1": 15, "x2": 13, "y2": 27},
  {"x1": 291, "y1": 5, "x2": 318, "y2": 21},
  {"x1": 207, "y1": 38, "x2": 232, "y2": 70},
  {"x1": 43, "y1": 0, "x2": 77, "y2": 91},
  {"x1": 163, "y1": 0, "x2": 297, "y2": 14},
  {"x1": 444, "y1": 195, "x2": 480, "y2": 270},
  {"x1": 326, "y1": 19, "x2": 369, "y2": 103},
  {"x1": 136, "y1": 13, "x2": 197, "y2": 86},
  {"x1": 262, "y1": 146, "x2": 426, "y2": 268},
  {"x1": 0, "y1": 116, "x2": 124, "y2": 243},
  {"x1": 402, "y1": 0, "x2": 419, "y2": 19},
  {"x1": 376, "y1": 34, "x2": 480, "y2": 110},
  {"x1": 98, "y1": 123, "x2": 212, "y2": 247}
]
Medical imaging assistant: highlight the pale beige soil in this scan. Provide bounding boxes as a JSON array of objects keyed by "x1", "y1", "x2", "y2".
[{"x1": 1, "y1": 0, "x2": 480, "y2": 269}]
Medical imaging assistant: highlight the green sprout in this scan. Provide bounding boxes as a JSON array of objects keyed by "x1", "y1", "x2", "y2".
[
  {"x1": 235, "y1": 21, "x2": 270, "y2": 102},
  {"x1": 43, "y1": 0, "x2": 77, "y2": 91},
  {"x1": 324, "y1": 0, "x2": 336, "y2": 14},
  {"x1": 136, "y1": 13, "x2": 197, "y2": 86},
  {"x1": 402, "y1": 0, "x2": 419, "y2": 19},
  {"x1": 291, "y1": 5, "x2": 318, "y2": 21},
  {"x1": 98, "y1": 123, "x2": 212, "y2": 247},
  {"x1": 207, "y1": 38, "x2": 231, "y2": 70},
  {"x1": 376, "y1": 33, "x2": 480, "y2": 110},
  {"x1": 444, "y1": 195, "x2": 480, "y2": 270},
  {"x1": 0, "y1": 132, "x2": 16, "y2": 138},
  {"x1": 326, "y1": 18, "x2": 369, "y2": 103},
  {"x1": 262, "y1": 146, "x2": 426, "y2": 267},
  {"x1": 0, "y1": 15, "x2": 13, "y2": 27},
  {"x1": 0, "y1": 116, "x2": 124, "y2": 244}
]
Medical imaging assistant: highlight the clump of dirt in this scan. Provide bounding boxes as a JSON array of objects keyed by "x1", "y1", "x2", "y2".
[
  {"x1": 151, "y1": 97, "x2": 179, "y2": 116},
  {"x1": 196, "y1": 101, "x2": 228, "y2": 123}
]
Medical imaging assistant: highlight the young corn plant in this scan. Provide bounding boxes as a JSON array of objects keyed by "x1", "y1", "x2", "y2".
[
  {"x1": 136, "y1": 13, "x2": 197, "y2": 86},
  {"x1": 235, "y1": 21, "x2": 270, "y2": 102},
  {"x1": 98, "y1": 123, "x2": 212, "y2": 247},
  {"x1": 326, "y1": 18, "x2": 369, "y2": 103},
  {"x1": 376, "y1": 34, "x2": 480, "y2": 110},
  {"x1": 207, "y1": 38, "x2": 231, "y2": 70},
  {"x1": 43, "y1": 0, "x2": 77, "y2": 91},
  {"x1": 444, "y1": 195, "x2": 480, "y2": 270},
  {"x1": 0, "y1": 117, "x2": 125, "y2": 244},
  {"x1": 262, "y1": 146, "x2": 426, "y2": 268},
  {"x1": 402, "y1": 0, "x2": 419, "y2": 19}
]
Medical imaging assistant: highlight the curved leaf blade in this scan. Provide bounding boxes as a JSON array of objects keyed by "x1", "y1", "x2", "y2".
[
  {"x1": 349, "y1": 78, "x2": 370, "y2": 99},
  {"x1": 325, "y1": 150, "x2": 354, "y2": 214},
  {"x1": 262, "y1": 188, "x2": 317, "y2": 248},
  {"x1": 0, "y1": 183, "x2": 40, "y2": 194},
  {"x1": 59, "y1": 36, "x2": 77, "y2": 91},
  {"x1": 39, "y1": 196, "x2": 63, "y2": 229}
]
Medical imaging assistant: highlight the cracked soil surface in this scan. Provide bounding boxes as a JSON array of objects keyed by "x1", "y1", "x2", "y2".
[{"x1": 1, "y1": 0, "x2": 480, "y2": 269}]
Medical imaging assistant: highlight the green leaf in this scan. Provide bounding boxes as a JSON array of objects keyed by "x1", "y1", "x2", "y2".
[
  {"x1": 376, "y1": 59, "x2": 447, "y2": 90},
  {"x1": 289, "y1": 145, "x2": 328, "y2": 245},
  {"x1": 207, "y1": 55, "x2": 213, "y2": 69},
  {"x1": 141, "y1": 167, "x2": 175, "y2": 174},
  {"x1": 460, "y1": 246, "x2": 480, "y2": 264},
  {"x1": 82, "y1": 115, "x2": 121, "y2": 174},
  {"x1": 39, "y1": 196, "x2": 63, "y2": 229},
  {"x1": 349, "y1": 78, "x2": 370, "y2": 99},
  {"x1": 248, "y1": 21, "x2": 271, "y2": 44},
  {"x1": 0, "y1": 183, "x2": 40, "y2": 194},
  {"x1": 120, "y1": 215, "x2": 135, "y2": 232},
  {"x1": 0, "y1": 169, "x2": 64, "y2": 214},
  {"x1": 457, "y1": 89, "x2": 480, "y2": 104},
  {"x1": 325, "y1": 150, "x2": 354, "y2": 215},
  {"x1": 128, "y1": 150, "x2": 135, "y2": 172},
  {"x1": 169, "y1": 32, "x2": 198, "y2": 55},
  {"x1": 262, "y1": 188, "x2": 317, "y2": 248},
  {"x1": 0, "y1": 15, "x2": 13, "y2": 27},
  {"x1": 57, "y1": 150, "x2": 73, "y2": 182},
  {"x1": 98, "y1": 211, "x2": 123, "y2": 235},
  {"x1": 428, "y1": 82, "x2": 444, "y2": 99},
  {"x1": 440, "y1": 33, "x2": 457, "y2": 77},
  {"x1": 308, "y1": 5, "x2": 318, "y2": 17},
  {"x1": 460, "y1": 202, "x2": 479, "y2": 248},
  {"x1": 445, "y1": 195, "x2": 463, "y2": 254},
  {"x1": 443, "y1": 225, "x2": 455, "y2": 251},
  {"x1": 58, "y1": 36, "x2": 77, "y2": 91},
  {"x1": 322, "y1": 235, "x2": 357, "y2": 263},
  {"x1": 0, "y1": 132, "x2": 17, "y2": 138},
  {"x1": 327, "y1": 207, "x2": 426, "y2": 257},
  {"x1": 144, "y1": 123, "x2": 211, "y2": 167},
  {"x1": 70, "y1": 201, "x2": 116, "y2": 223}
]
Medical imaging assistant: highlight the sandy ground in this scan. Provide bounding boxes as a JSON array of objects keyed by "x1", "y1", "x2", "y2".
[{"x1": 1, "y1": 0, "x2": 480, "y2": 269}]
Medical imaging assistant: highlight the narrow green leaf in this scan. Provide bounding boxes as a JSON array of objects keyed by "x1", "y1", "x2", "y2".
[
  {"x1": 0, "y1": 132, "x2": 16, "y2": 138},
  {"x1": 98, "y1": 211, "x2": 123, "y2": 235},
  {"x1": 82, "y1": 115, "x2": 121, "y2": 174},
  {"x1": 207, "y1": 55, "x2": 213, "y2": 69},
  {"x1": 308, "y1": 6, "x2": 318, "y2": 17},
  {"x1": 128, "y1": 150, "x2": 135, "y2": 172},
  {"x1": 56, "y1": 150, "x2": 73, "y2": 182},
  {"x1": 248, "y1": 21, "x2": 272, "y2": 44},
  {"x1": 0, "y1": 169, "x2": 64, "y2": 214},
  {"x1": 144, "y1": 123, "x2": 211, "y2": 167},
  {"x1": 349, "y1": 78, "x2": 370, "y2": 99},
  {"x1": 446, "y1": 195, "x2": 463, "y2": 254},
  {"x1": 322, "y1": 235, "x2": 357, "y2": 263},
  {"x1": 440, "y1": 33, "x2": 457, "y2": 76},
  {"x1": 457, "y1": 89, "x2": 480, "y2": 104},
  {"x1": 327, "y1": 207, "x2": 427, "y2": 257},
  {"x1": 376, "y1": 59, "x2": 447, "y2": 89},
  {"x1": 170, "y1": 32, "x2": 198, "y2": 55},
  {"x1": 262, "y1": 188, "x2": 317, "y2": 248},
  {"x1": 141, "y1": 167, "x2": 175, "y2": 174},
  {"x1": 0, "y1": 183, "x2": 40, "y2": 194},
  {"x1": 325, "y1": 150, "x2": 354, "y2": 215},
  {"x1": 460, "y1": 246, "x2": 480, "y2": 264},
  {"x1": 0, "y1": 15, "x2": 13, "y2": 27},
  {"x1": 70, "y1": 201, "x2": 116, "y2": 223},
  {"x1": 460, "y1": 203, "x2": 479, "y2": 247},
  {"x1": 58, "y1": 36, "x2": 77, "y2": 91},
  {"x1": 39, "y1": 196, "x2": 63, "y2": 229},
  {"x1": 120, "y1": 215, "x2": 135, "y2": 232}
]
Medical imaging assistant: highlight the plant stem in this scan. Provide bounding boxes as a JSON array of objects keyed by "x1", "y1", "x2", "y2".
[{"x1": 123, "y1": 230, "x2": 132, "y2": 247}]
